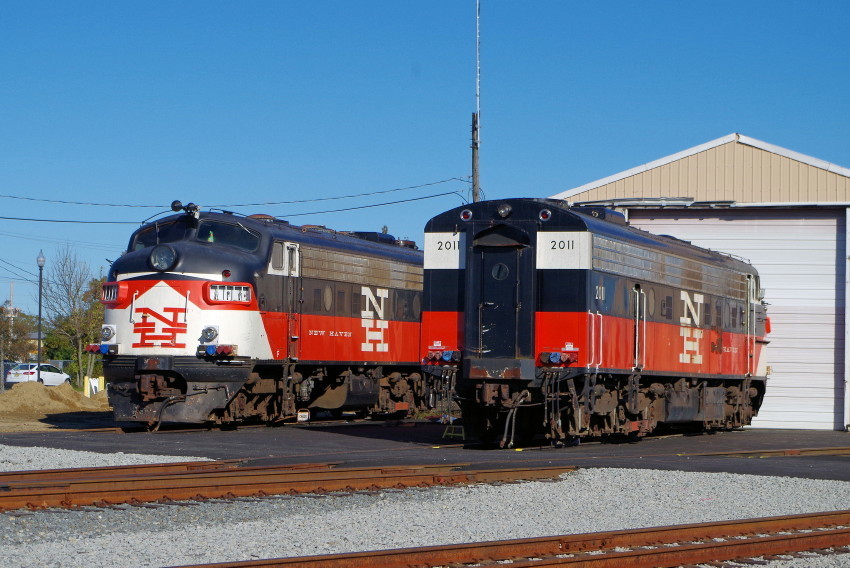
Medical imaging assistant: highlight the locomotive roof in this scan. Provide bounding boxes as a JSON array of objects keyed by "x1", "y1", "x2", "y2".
[
  {"x1": 425, "y1": 197, "x2": 758, "y2": 275},
  {"x1": 133, "y1": 209, "x2": 423, "y2": 264}
]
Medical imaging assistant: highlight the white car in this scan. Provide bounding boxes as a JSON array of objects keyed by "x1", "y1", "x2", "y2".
[{"x1": 5, "y1": 363, "x2": 71, "y2": 386}]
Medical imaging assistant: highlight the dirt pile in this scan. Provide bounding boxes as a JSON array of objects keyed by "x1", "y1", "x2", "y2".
[{"x1": 0, "y1": 382, "x2": 110, "y2": 418}]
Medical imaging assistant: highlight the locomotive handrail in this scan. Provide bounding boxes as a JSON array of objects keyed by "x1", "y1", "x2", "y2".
[
  {"x1": 596, "y1": 311, "x2": 603, "y2": 370},
  {"x1": 129, "y1": 291, "x2": 139, "y2": 323},
  {"x1": 588, "y1": 311, "x2": 597, "y2": 368},
  {"x1": 632, "y1": 288, "x2": 647, "y2": 371},
  {"x1": 641, "y1": 290, "x2": 647, "y2": 368},
  {"x1": 746, "y1": 274, "x2": 756, "y2": 376},
  {"x1": 633, "y1": 288, "x2": 640, "y2": 369}
]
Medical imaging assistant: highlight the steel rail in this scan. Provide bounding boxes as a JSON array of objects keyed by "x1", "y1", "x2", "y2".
[
  {"x1": 0, "y1": 459, "x2": 250, "y2": 483},
  {"x1": 0, "y1": 464, "x2": 574, "y2": 511},
  {"x1": 681, "y1": 446, "x2": 850, "y2": 458},
  {"x1": 169, "y1": 509, "x2": 850, "y2": 568}
]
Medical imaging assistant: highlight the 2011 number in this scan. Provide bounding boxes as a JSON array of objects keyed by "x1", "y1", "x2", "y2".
[{"x1": 550, "y1": 240, "x2": 575, "y2": 250}]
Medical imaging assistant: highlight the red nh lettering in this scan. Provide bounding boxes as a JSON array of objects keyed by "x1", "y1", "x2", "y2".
[{"x1": 132, "y1": 307, "x2": 187, "y2": 348}]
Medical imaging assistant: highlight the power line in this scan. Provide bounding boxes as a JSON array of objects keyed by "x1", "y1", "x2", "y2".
[
  {"x1": 207, "y1": 178, "x2": 468, "y2": 208},
  {"x1": 0, "y1": 215, "x2": 138, "y2": 224},
  {"x1": 0, "y1": 258, "x2": 37, "y2": 279},
  {"x1": 0, "y1": 177, "x2": 469, "y2": 209},
  {"x1": 259, "y1": 191, "x2": 460, "y2": 216},
  {"x1": 0, "y1": 190, "x2": 462, "y2": 224},
  {"x1": 0, "y1": 274, "x2": 35, "y2": 286},
  {"x1": 0, "y1": 231, "x2": 121, "y2": 253}
]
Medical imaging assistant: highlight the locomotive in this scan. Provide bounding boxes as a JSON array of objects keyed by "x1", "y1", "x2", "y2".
[
  {"x1": 91, "y1": 201, "x2": 440, "y2": 427},
  {"x1": 421, "y1": 198, "x2": 769, "y2": 447}
]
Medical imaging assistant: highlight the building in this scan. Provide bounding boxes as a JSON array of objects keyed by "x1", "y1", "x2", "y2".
[{"x1": 551, "y1": 133, "x2": 850, "y2": 431}]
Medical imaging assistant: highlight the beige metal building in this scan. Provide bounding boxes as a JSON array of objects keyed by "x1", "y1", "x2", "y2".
[{"x1": 551, "y1": 133, "x2": 850, "y2": 431}]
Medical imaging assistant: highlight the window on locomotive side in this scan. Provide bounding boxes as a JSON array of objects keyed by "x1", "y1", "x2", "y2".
[
  {"x1": 337, "y1": 289, "x2": 347, "y2": 317},
  {"x1": 394, "y1": 289, "x2": 417, "y2": 321},
  {"x1": 661, "y1": 295, "x2": 673, "y2": 319},
  {"x1": 323, "y1": 284, "x2": 334, "y2": 313},
  {"x1": 271, "y1": 242, "x2": 285, "y2": 270},
  {"x1": 412, "y1": 292, "x2": 422, "y2": 321},
  {"x1": 351, "y1": 287, "x2": 360, "y2": 317}
]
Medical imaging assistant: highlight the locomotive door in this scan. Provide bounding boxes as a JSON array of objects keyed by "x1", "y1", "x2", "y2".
[
  {"x1": 469, "y1": 224, "x2": 534, "y2": 359},
  {"x1": 284, "y1": 243, "x2": 302, "y2": 361}
]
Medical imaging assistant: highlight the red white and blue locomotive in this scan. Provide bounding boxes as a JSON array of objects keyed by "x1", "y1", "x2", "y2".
[
  {"x1": 92, "y1": 201, "x2": 438, "y2": 427},
  {"x1": 421, "y1": 198, "x2": 769, "y2": 446}
]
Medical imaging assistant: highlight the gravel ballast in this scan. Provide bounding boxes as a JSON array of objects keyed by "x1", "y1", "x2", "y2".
[{"x1": 1, "y1": 443, "x2": 849, "y2": 568}]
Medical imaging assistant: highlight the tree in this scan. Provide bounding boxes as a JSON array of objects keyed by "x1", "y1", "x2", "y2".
[
  {"x1": 42, "y1": 245, "x2": 105, "y2": 387},
  {"x1": 1, "y1": 308, "x2": 35, "y2": 362}
]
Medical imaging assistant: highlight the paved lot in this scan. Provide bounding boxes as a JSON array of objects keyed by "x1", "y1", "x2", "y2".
[{"x1": 0, "y1": 420, "x2": 848, "y2": 480}]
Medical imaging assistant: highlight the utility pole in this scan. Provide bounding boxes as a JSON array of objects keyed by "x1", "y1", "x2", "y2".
[
  {"x1": 0, "y1": 302, "x2": 6, "y2": 393},
  {"x1": 1, "y1": 283, "x2": 13, "y2": 392},
  {"x1": 472, "y1": 113, "x2": 480, "y2": 202},
  {"x1": 471, "y1": 0, "x2": 481, "y2": 202}
]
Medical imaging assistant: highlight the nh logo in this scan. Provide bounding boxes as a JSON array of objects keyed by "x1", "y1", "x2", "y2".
[
  {"x1": 361, "y1": 286, "x2": 389, "y2": 352},
  {"x1": 132, "y1": 307, "x2": 187, "y2": 348},
  {"x1": 679, "y1": 291, "x2": 703, "y2": 364}
]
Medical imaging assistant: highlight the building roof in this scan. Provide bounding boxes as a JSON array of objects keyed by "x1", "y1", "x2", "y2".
[{"x1": 551, "y1": 133, "x2": 850, "y2": 203}]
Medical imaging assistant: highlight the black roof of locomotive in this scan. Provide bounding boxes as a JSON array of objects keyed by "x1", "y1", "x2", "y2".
[
  {"x1": 109, "y1": 209, "x2": 423, "y2": 282},
  {"x1": 425, "y1": 197, "x2": 758, "y2": 276},
  {"x1": 126, "y1": 209, "x2": 423, "y2": 264}
]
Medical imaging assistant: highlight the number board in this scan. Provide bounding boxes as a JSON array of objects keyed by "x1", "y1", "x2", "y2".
[
  {"x1": 536, "y1": 232, "x2": 591, "y2": 269},
  {"x1": 424, "y1": 232, "x2": 466, "y2": 269}
]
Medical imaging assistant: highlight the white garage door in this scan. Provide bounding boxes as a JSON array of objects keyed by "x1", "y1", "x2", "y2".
[{"x1": 628, "y1": 208, "x2": 846, "y2": 430}]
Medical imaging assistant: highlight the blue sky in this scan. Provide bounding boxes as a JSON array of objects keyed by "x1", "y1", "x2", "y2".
[{"x1": 1, "y1": 1, "x2": 848, "y2": 315}]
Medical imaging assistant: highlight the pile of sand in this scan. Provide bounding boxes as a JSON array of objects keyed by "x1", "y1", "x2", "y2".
[{"x1": 0, "y1": 382, "x2": 110, "y2": 418}]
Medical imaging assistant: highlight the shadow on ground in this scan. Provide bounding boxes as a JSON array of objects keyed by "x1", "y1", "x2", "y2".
[{"x1": 38, "y1": 411, "x2": 118, "y2": 430}]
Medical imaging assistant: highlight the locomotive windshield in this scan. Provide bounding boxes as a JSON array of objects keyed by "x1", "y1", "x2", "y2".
[
  {"x1": 131, "y1": 219, "x2": 193, "y2": 251},
  {"x1": 130, "y1": 218, "x2": 261, "y2": 253},
  {"x1": 196, "y1": 220, "x2": 260, "y2": 252}
]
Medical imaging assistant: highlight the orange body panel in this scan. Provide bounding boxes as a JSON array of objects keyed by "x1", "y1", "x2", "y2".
[{"x1": 535, "y1": 311, "x2": 765, "y2": 377}]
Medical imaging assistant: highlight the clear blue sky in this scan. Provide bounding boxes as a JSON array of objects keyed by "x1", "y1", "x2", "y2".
[{"x1": 1, "y1": 1, "x2": 848, "y2": 315}]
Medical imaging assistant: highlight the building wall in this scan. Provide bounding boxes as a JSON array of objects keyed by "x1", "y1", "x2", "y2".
[
  {"x1": 628, "y1": 207, "x2": 846, "y2": 430},
  {"x1": 556, "y1": 135, "x2": 850, "y2": 430},
  {"x1": 570, "y1": 141, "x2": 850, "y2": 204}
]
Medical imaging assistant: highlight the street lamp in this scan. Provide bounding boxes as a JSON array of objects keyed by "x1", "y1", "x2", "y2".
[{"x1": 37, "y1": 250, "x2": 45, "y2": 384}]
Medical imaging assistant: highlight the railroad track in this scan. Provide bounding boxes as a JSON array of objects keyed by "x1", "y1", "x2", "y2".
[
  {"x1": 683, "y1": 446, "x2": 850, "y2": 458},
  {"x1": 0, "y1": 461, "x2": 574, "y2": 511},
  {"x1": 173, "y1": 509, "x2": 850, "y2": 568}
]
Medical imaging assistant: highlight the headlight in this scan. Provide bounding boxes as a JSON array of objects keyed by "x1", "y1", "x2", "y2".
[
  {"x1": 201, "y1": 326, "x2": 219, "y2": 342},
  {"x1": 150, "y1": 245, "x2": 177, "y2": 271},
  {"x1": 100, "y1": 325, "x2": 116, "y2": 341}
]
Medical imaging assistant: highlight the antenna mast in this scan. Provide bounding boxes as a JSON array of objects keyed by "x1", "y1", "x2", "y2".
[{"x1": 471, "y1": 0, "x2": 481, "y2": 202}]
